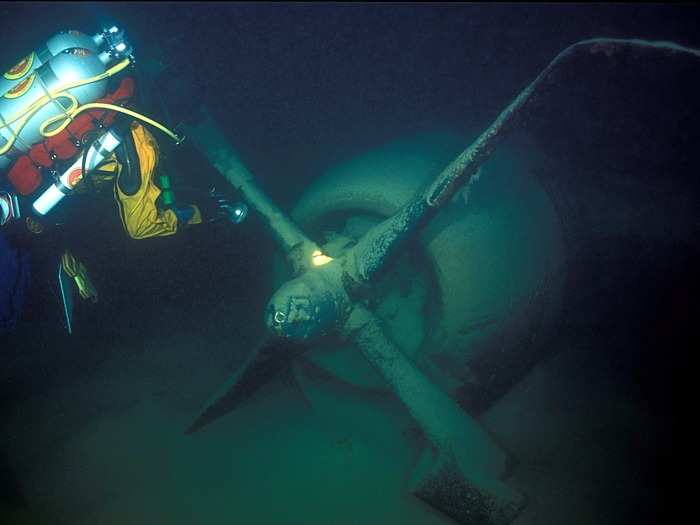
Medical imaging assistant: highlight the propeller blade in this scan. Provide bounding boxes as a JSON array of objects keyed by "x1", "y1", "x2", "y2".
[
  {"x1": 181, "y1": 110, "x2": 321, "y2": 273},
  {"x1": 350, "y1": 38, "x2": 700, "y2": 287},
  {"x1": 185, "y1": 337, "x2": 308, "y2": 434},
  {"x1": 343, "y1": 305, "x2": 524, "y2": 524}
]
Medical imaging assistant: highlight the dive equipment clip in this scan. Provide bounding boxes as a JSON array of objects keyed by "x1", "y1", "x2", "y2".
[{"x1": 0, "y1": 191, "x2": 20, "y2": 226}]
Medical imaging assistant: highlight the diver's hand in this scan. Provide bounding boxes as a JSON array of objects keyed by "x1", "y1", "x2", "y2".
[
  {"x1": 206, "y1": 188, "x2": 248, "y2": 224},
  {"x1": 173, "y1": 205, "x2": 199, "y2": 225}
]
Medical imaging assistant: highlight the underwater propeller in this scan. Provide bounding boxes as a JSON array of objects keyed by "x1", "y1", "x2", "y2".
[
  {"x1": 182, "y1": 38, "x2": 700, "y2": 525},
  {"x1": 185, "y1": 337, "x2": 308, "y2": 434}
]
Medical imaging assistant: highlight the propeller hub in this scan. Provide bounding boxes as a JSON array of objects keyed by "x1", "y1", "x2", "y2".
[{"x1": 266, "y1": 268, "x2": 346, "y2": 340}]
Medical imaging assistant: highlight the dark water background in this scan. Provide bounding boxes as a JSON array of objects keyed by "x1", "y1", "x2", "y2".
[{"x1": 1, "y1": 3, "x2": 699, "y2": 524}]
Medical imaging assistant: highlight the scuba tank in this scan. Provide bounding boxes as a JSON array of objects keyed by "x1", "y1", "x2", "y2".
[
  {"x1": 0, "y1": 26, "x2": 133, "y2": 173},
  {"x1": 6, "y1": 76, "x2": 135, "y2": 196},
  {"x1": 32, "y1": 128, "x2": 123, "y2": 215},
  {"x1": 1, "y1": 24, "x2": 183, "y2": 223},
  {"x1": 0, "y1": 29, "x2": 105, "y2": 96}
]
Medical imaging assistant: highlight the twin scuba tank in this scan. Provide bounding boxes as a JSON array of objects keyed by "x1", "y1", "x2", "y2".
[{"x1": 0, "y1": 26, "x2": 134, "y2": 217}]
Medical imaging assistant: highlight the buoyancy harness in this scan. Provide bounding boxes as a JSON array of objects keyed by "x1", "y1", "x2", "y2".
[{"x1": 0, "y1": 25, "x2": 183, "y2": 223}]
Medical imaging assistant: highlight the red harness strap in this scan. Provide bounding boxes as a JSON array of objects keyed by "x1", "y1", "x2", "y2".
[{"x1": 7, "y1": 77, "x2": 135, "y2": 195}]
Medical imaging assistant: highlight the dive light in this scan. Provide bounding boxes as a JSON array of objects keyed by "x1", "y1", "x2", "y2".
[{"x1": 225, "y1": 202, "x2": 248, "y2": 224}]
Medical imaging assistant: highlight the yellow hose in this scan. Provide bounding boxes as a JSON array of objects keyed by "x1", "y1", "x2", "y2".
[
  {"x1": 40, "y1": 102, "x2": 183, "y2": 143},
  {"x1": 0, "y1": 57, "x2": 182, "y2": 155}
]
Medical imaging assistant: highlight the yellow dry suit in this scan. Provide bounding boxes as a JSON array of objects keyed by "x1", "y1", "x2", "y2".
[{"x1": 96, "y1": 121, "x2": 201, "y2": 239}]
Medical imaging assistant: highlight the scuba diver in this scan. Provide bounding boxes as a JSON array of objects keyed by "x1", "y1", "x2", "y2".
[{"x1": 0, "y1": 25, "x2": 247, "y2": 334}]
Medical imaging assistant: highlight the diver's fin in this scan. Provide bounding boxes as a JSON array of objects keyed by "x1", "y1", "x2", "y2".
[
  {"x1": 57, "y1": 260, "x2": 74, "y2": 335},
  {"x1": 60, "y1": 251, "x2": 98, "y2": 303},
  {"x1": 185, "y1": 337, "x2": 308, "y2": 434}
]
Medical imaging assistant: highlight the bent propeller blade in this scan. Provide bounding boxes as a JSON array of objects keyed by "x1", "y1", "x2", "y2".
[{"x1": 185, "y1": 337, "x2": 308, "y2": 434}]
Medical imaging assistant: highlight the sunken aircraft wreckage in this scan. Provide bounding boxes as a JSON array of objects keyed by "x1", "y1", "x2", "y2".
[{"x1": 181, "y1": 38, "x2": 698, "y2": 525}]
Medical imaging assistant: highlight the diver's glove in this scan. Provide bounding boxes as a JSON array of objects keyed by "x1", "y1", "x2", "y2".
[
  {"x1": 204, "y1": 188, "x2": 248, "y2": 224},
  {"x1": 173, "y1": 205, "x2": 202, "y2": 226}
]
